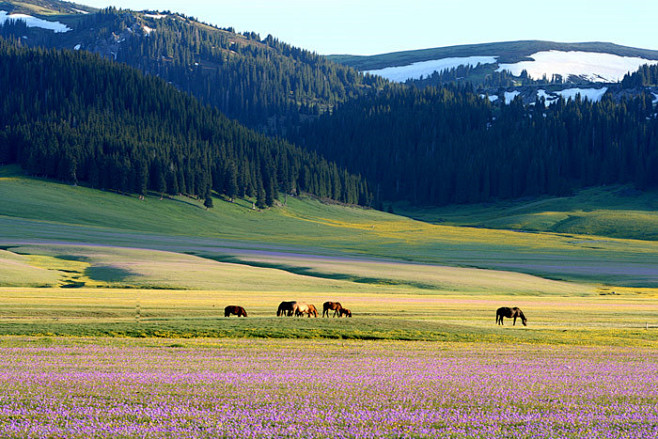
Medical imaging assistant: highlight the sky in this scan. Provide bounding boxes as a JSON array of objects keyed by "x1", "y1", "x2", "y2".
[{"x1": 79, "y1": 0, "x2": 658, "y2": 55}]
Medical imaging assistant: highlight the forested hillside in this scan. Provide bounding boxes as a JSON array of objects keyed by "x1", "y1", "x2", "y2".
[
  {"x1": 0, "y1": 39, "x2": 372, "y2": 206},
  {"x1": 621, "y1": 64, "x2": 658, "y2": 88},
  {"x1": 291, "y1": 85, "x2": 658, "y2": 205},
  {"x1": 3, "y1": 1, "x2": 658, "y2": 209},
  {"x1": 0, "y1": 6, "x2": 385, "y2": 134}
]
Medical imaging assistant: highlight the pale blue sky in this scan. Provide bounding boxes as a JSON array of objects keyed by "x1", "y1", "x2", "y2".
[{"x1": 80, "y1": 0, "x2": 657, "y2": 55}]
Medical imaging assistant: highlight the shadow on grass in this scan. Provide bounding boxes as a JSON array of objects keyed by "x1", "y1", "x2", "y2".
[
  {"x1": 85, "y1": 266, "x2": 134, "y2": 282},
  {"x1": 193, "y1": 253, "x2": 439, "y2": 290}
]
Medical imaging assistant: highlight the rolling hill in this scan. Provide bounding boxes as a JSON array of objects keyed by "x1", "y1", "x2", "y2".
[
  {"x1": 0, "y1": 38, "x2": 371, "y2": 206},
  {"x1": 2, "y1": 165, "x2": 658, "y2": 288}
]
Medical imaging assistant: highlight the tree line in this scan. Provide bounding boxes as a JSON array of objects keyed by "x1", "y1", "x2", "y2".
[
  {"x1": 291, "y1": 84, "x2": 658, "y2": 205},
  {"x1": 0, "y1": 39, "x2": 372, "y2": 207}
]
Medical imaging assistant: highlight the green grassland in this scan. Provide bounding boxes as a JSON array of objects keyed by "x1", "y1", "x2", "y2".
[
  {"x1": 1, "y1": 165, "x2": 658, "y2": 345},
  {"x1": 0, "y1": 284, "x2": 656, "y2": 346},
  {"x1": 3, "y1": 165, "x2": 658, "y2": 287},
  {"x1": 398, "y1": 185, "x2": 658, "y2": 240}
]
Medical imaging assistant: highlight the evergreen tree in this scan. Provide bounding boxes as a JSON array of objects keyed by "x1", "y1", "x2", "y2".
[{"x1": 203, "y1": 186, "x2": 214, "y2": 209}]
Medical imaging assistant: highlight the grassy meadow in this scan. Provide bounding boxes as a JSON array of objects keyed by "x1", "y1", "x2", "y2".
[
  {"x1": 3, "y1": 165, "x2": 658, "y2": 287},
  {"x1": 0, "y1": 242, "x2": 656, "y2": 347},
  {"x1": 2, "y1": 166, "x2": 658, "y2": 437},
  {"x1": 1, "y1": 164, "x2": 658, "y2": 346}
]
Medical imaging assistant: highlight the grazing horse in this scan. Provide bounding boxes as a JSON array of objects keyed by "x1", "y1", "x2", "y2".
[
  {"x1": 224, "y1": 305, "x2": 247, "y2": 317},
  {"x1": 322, "y1": 301, "x2": 343, "y2": 318},
  {"x1": 338, "y1": 308, "x2": 352, "y2": 318},
  {"x1": 496, "y1": 307, "x2": 527, "y2": 326},
  {"x1": 293, "y1": 302, "x2": 318, "y2": 317},
  {"x1": 277, "y1": 301, "x2": 296, "y2": 317}
]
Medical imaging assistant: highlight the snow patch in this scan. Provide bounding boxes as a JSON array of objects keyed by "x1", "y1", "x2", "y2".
[
  {"x1": 556, "y1": 87, "x2": 608, "y2": 102},
  {"x1": 73, "y1": 44, "x2": 81, "y2": 50},
  {"x1": 144, "y1": 13, "x2": 167, "y2": 19},
  {"x1": 143, "y1": 25, "x2": 154, "y2": 35},
  {"x1": 365, "y1": 56, "x2": 498, "y2": 82},
  {"x1": 504, "y1": 90, "x2": 520, "y2": 104},
  {"x1": 480, "y1": 94, "x2": 499, "y2": 102},
  {"x1": 497, "y1": 51, "x2": 658, "y2": 83},
  {"x1": 537, "y1": 89, "x2": 559, "y2": 106},
  {"x1": 0, "y1": 11, "x2": 71, "y2": 33},
  {"x1": 537, "y1": 89, "x2": 552, "y2": 101}
]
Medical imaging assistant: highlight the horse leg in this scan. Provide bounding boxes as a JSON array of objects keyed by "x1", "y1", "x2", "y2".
[{"x1": 513, "y1": 316, "x2": 517, "y2": 326}]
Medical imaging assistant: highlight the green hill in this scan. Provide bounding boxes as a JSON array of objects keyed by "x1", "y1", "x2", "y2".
[
  {"x1": 3, "y1": 166, "x2": 658, "y2": 288},
  {"x1": 399, "y1": 185, "x2": 658, "y2": 241}
]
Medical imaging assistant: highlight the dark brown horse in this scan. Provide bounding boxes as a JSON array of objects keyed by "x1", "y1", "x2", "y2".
[
  {"x1": 322, "y1": 301, "x2": 343, "y2": 317},
  {"x1": 224, "y1": 305, "x2": 247, "y2": 317},
  {"x1": 496, "y1": 307, "x2": 527, "y2": 326},
  {"x1": 338, "y1": 308, "x2": 352, "y2": 318},
  {"x1": 277, "y1": 301, "x2": 296, "y2": 317}
]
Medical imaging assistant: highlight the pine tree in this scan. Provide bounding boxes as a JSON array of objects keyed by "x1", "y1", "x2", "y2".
[{"x1": 203, "y1": 186, "x2": 214, "y2": 209}]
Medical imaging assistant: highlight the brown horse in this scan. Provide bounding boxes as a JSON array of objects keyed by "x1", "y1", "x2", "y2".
[
  {"x1": 293, "y1": 302, "x2": 318, "y2": 317},
  {"x1": 338, "y1": 308, "x2": 352, "y2": 318},
  {"x1": 496, "y1": 307, "x2": 527, "y2": 326},
  {"x1": 224, "y1": 305, "x2": 247, "y2": 317},
  {"x1": 277, "y1": 301, "x2": 296, "y2": 317},
  {"x1": 322, "y1": 301, "x2": 343, "y2": 317}
]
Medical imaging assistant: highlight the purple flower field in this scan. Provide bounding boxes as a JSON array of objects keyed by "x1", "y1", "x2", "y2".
[{"x1": 0, "y1": 339, "x2": 656, "y2": 438}]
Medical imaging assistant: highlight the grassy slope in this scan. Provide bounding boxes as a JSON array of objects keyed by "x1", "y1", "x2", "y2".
[
  {"x1": 397, "y1": 185, "x2": 658, "y2": 240},
  {"x1": 3, "y1": 166, "x2": 658, "y2": 287}
]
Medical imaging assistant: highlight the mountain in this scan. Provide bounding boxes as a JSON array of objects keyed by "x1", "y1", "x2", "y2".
[
  {"x1": 3, "y1": 0, "x2": 658, "y2": 209},
  {"x1": 0, "y1": 0, "x2": 385, "y2": 135},
  {"x1": 0, "y1": 39, "x2": 372, "y2": 206},
  {"x1": 329, "y1": 41, "x2": 658, "y2": 86}
]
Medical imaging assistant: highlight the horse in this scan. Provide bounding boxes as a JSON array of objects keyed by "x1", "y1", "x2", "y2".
[
  {"x1": 277, "y1": 301, "x2": 296, "y2": 317},
  {"x1": 496, "y1": 307, "x2": 527, "y2": 326},
  {"x1": 224, "y1": 305, "x2": 247, "y2": 317},
  {"x1": 338, "y1": 308, "x2": 352, "y2": 318},
  {"x1": 322, "y1": 301, "x2": 343, "y2": 317},
  {"x1": 293, "y1": 302, "x2": 318, "y2": 317}
]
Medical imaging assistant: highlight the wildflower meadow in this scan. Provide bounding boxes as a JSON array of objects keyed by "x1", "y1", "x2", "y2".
[{"x1": 0, "y1": 338, "x2": 656, "y2": 438}]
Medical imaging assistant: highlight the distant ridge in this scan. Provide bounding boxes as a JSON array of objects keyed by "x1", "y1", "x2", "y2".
[{"x1": 328, "y1": 40, "x2": 658, "y2": 71}]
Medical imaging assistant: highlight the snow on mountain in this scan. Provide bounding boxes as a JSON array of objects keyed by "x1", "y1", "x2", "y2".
[
  {"x1": 497, "y1": 51, "x2": 658, "y2": 83},
  {"x1": 362, "y1": 49, "x2": 658, "y2": 85},
  {"x1": 0, "y1": 11, "x2": 71, "y2": 33},
  {"x1": 504, "y1": 90, "x2": 520, "y2": 104},
  {"x1": 364, "y1": 56, "x2": 498, "y2": 82},
  {"x1": 532, "y1": 88, "x2": 607, "y2": 107},
  {"x1": 556, "y1": 87, "x2": 608, "y2": 102}
]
